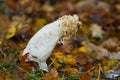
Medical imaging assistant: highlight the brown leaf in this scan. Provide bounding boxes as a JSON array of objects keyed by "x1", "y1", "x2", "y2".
[
  {"x1": 84, "y1": 61, "x2": 94, "y2": 71},
  {"x1": 43, "y1": 68, "x2": 61, "y2": 80},
  {"x1": 61, "y1": 43, "x2": 74, "y2": 53},
  {"x1": 19, "y1": 51, "x2": 28, "y2": 62},
  {"x1": 101, "y1": 59, "x2": 108, "y2": 66},
  {"x1": 80, "y1": 72, "x2": 91, "y2": 80},
  {"x1": 19, "y1": 51, "x2": 32, "y2": 70},
  {"x1": 74, "y1": 53, "x2": 88, "y2": 65},
  {"x1": 14, "y1": 67, "x2": 28, "y2": 80},
  {"x1": 0, "y1": 14, "x2": 10, "y2": 42},
  {"x1": 82, "y1": 41, "x2": 109, "y2": 60},
  {"x1": 0, "y1": 70, "x2": 13, "y2": 80},
  {"x1": 101, "y1": 38, "x2": 119, "y2": 52},
  {"x1": 6, "y1": 0, "x2": 17, "y2": 10}
]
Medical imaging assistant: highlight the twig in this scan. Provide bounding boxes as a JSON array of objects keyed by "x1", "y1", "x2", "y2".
[
  {"x1": 48, "y1": 58, "x2": 56, "y2": 68},
  {"x1": 0, "y1": 48, "x2": 7, "y2": 57}
]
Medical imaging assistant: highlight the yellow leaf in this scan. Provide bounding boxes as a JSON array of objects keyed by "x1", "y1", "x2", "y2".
[
  {"x1": 6, "y1": 23, "x2": 23, "y2": 39},
  {"x1": 66, "y1": 55, "x2": 77, "y2": 66},
  {"x1": 80, "y1": 25, "x2": 90, "y2": 35},
  {"x1": 65, "y1": 68, "x2": 78, "y2": 75},
  {"x1": 35, "y1": 18, "x2": 46, "y2": 27},
  {"x1": 54, "y1": 52, "x2": 66, "y2": 63},
  {"x1": 103, "y1": 59, "x2": 118, "y2": 74},
  {"x1": 6, "y1": 25, "x2": 16, "y2": 39},
  {"x1": 107, "y1": 59, "x2": 117, "y2": 67},
  {"x1": 33, "y1": 18, "x2": 47, "y2": 32},
  {"x1": 105, "y1": 69, "x2": 115, "y2": 74},
  {"x1": 78, "y1": 46, "x2": 87, "y2": 53},
  {"x1": 54, "y1": 52, "x2": 77, "y2": 66},
  {"x1": 20, "y1": 0, "x2": 29, "y2": 5},
  {"x1": 0, "y1": 39, "x2": 2, "y2": 45},
  {"x1": 53, "y1": 60, "x2": 62, "y2": 69},
  {"x1": 20, "y1": 42, "x2": 27, "y2": 49}
]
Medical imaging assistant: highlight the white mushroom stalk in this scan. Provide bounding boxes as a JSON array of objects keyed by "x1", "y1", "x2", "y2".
[{"x1": 22, "y1": 15, "x2": 82, "y2": 71}]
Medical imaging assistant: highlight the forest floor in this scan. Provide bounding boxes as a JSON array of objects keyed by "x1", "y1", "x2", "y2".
[{"x1": 0, "y1": 0, "x2": 120, "y2": 80}]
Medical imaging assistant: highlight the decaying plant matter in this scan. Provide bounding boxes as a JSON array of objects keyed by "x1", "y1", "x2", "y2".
[{"x1": 22, "y1": 15, "x2": 82, "y2": 71}]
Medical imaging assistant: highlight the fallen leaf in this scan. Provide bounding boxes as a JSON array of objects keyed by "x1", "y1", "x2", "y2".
[
  {"x1": 33, "y1": 18, "x2": 47, "y2": 34},
  {"x1": 101, "y1": 59, "x2": 118, "y2": 74},
  {"x1": 54, "y1": 52, "x2": 77, "y2": 66},
  {"x1": 101, "y1": 38, "x2": 119, "y2": 52},
  {"x1": 19, "y1": 51, "x2": 32, "y2": 70},
  {"x1": 115, "y1": 4, "x2": 120, "y2": 11},
  {"x1": 6, "y1": 23, "x2": 17, "y2": 39},
  {"x1": 6, "y1": 16, "x2": 30, "y2": 39},
  {"x1": 54, "y1": 52, "x2": 66, "y2": 63},
  {"x1": 107, "y1": 59, "x2": 117, "y2": 68},
  {"x1": 90, "y1": 23, "x2": 103, "y2": 38},
  {"x1": 42, "y1": 2, "x2": 54, "y2": 12},
  {"x1": 101, "y1": 59, "x2": 108, "y2": 66},
  {"x1": 74, "y1": 53, "x2": 88, "y2": 65},
  {"x1": 0, "y1": 14, "x2": 10, "y2": 42},
  {"x1": 19, "y1": 0, "x2": 29, "y2": 5},
  {"x1": 80, "y1": 72, "x2": 91, "y2": 80},
  {"x1": 14, "y1": 67, "x2": 28, "y2": 80},
  {"x1": 84, "y1": 61, "x2": 94, "y2": 71},
  {"x1": 0, "y1": 71, "x2": 13, "y2": 80},
  {"x1": 82, "y1": 41, "x2": 109, "y2": 60},
  {"x1": 43, "y1": 68, "x2": 61, "y2": 80},
  {"x1": 61, "y1": 43, "x2": 73, "y2": 53},
  {"x1": 6, "y1": 0, "x2": 17, "y2": 10},
  {"x1": 66, "y1": 55, "x2": 77, "y2": 66},
  {"x1": 0, "y1": 39, "x2": 2, "y2": 45},
  {"x1": 80, "y1": 25, "x2": 90, "y2": 35},
  {"x1": 78, "y1": 46, "x2": 87, "y2": 53},
  {"x1": 65, "y1": 68, "x2": 79, "y2": 75}
]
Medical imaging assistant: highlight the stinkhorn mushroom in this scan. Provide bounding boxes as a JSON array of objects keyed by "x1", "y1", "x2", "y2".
[{"x1": 22, "y1": 15, "x2": 82, "y2": 71}]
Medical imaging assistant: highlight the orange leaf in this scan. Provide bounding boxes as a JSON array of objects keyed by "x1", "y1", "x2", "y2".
[
  {"x1": 84, "y1": 61, "x2": 94, "y2": 71},
  {"x1": 101, "y1": 59, "x2": 108, "y2": 66},
  {"x1": 65, "y1": 68, "x2": 79, "y2": 75},
  {"x1": 19, "y1": 51, "x2": 32, "y2": 70},
  {"x1": 66, "y1": 55, "x2": 77, "y2": 66},
  {"x1": 80, "y1": 72, "x2": 91, "y2": 80},
  {"x1": 6, "y1": 0, "x2": 17, "y2": 10},
  {"x1": 74, "y1": 53, "x2": 88, "y2": 65},
  {"x1": 61, "y1": 43, "x2": 73, "y2": 53},
  {"x1": 43, "y1": 68, "x2": 61, "y2": 80}
]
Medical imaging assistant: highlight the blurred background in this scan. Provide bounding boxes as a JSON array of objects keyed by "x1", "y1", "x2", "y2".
[{"x1": 0, "y1": 0, "x2": 120, "y2": 43}]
